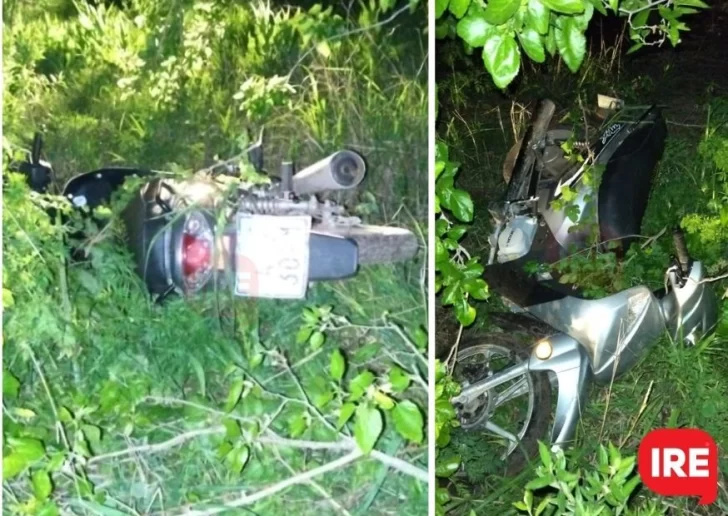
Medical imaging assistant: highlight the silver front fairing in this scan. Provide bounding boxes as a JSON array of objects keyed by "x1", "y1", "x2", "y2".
[{"x1": 527, "y1": 286, "x2": 666, "y2": 383}]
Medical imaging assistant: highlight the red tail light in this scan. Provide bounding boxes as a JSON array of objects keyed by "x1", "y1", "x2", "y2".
[
  {"x1": 181, "y1": 212, "x2": 214, "y2": 292},
  {"x1": 182, "y1": 233, "x2": 211, "y2": 276}
]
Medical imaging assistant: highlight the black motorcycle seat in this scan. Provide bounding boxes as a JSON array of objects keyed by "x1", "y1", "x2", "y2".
[
  {"x1": 62, "y1": 167, "x2": 151, "y2": 210},
  {"x1": 597, "y1": 116, "x2": 667, "y2": 250}
]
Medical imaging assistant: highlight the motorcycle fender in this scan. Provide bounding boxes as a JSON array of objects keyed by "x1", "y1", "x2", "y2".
[{"x1": 528, "y1": 333, "x2": 591, "y2": 447}]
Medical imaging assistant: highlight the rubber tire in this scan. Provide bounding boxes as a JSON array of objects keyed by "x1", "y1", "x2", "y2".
[
  {"x1": 456, "y1": 325, "x2": 552, "y2": 476},
  {"x1": 317, "y1": 225, "x2": 420, "y2": 265}
]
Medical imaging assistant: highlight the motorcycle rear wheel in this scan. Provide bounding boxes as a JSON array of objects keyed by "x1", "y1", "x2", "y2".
[
  {"x1": 454, "y1": 330, "x2": 552, "y2": 476},
  {"x1": 317, "y1": 225, "x2": 420, "y2": 265}
]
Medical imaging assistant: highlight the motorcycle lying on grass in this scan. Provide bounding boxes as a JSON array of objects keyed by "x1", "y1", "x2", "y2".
[
  {"x1": 450, "y1": 97, "x2": 719, "y2": 475},
  {"x1": 13, "y1": 133, "x2": 419, "y2": 301}
]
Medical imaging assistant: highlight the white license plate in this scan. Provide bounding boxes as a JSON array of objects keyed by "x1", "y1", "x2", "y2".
[{"x1": 235, "y1": 214, "x2": 312, "y2": 299}]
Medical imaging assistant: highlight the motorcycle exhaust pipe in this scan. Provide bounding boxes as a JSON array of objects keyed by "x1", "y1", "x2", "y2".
[{"x1": 292, "y1": 150, "x2": 366, "y2": 195}]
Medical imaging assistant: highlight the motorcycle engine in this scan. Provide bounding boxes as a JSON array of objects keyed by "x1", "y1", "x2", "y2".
[{"x1": 496, "y1": 216, "x2": 537, "y2": 263}]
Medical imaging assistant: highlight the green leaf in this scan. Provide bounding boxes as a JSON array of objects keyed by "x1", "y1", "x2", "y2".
[
  {"x1": 482, "y1": 32, "x2": 521, "y2": 89},
  {"x1": 454, "y1": 297, "x2": 477, "y2": 326},
  {"x1": 2, "y1": 453, "x2": 27, "y2": 479},
  {"x1": 310, "y1": 331, "x2": 325, "y2": 349},
  {"x1": 296, "y1": 326, "x2": 313, "y2": 344},
  {"x1": 449, "y1": 189, "x2": 474, "y2": 222},
  {"x1": 8, "y1": 437, "x2": 45, "y2": 462},
  {"x1": 435, "y1": 0, "x2": 450, "y2": 18},
  {"x1": 483, "y1": 0, "x2": 520, "y2": 25},
  {"x1": 449, "y1": 0, "x2": 471, "y2": 18},
  {"x1": 392, "y1": 400, "x2": 424, "y2": 443},
  {"x1": 555, "y1": 17, "x2": 586, "y2": 73},
  {"x1": 389, "y1": 366, "x2": 411, "y2": 392},
  {"x1": 518, "y1": 27, "x2": 546, "y2": 63},
  {"x1": 190, "y1": 357, "x2": 206, "y2": 397},
  {"x1": 354, "y1": 404, "x2": 383, "y2": 453},
  {"x1": 539, "y1": 441, "x2": 553, "y2": 468},
  {"x1": 224, "y1": 377, "x2": 245, "y2": 412},
  {"x1": 349, "y1": 371, "x2": 375, "y2": 401},
  {"x1": 288, "y1": 411, "x2": 308, "y2": 437},
  {"x1": 676, "y1": 0, "x2": 708, "y2": 7},
  {"x1": 36, "y1": 502, "x2": 60, "y2": 516},
  {"x1": 337, "y1": 402, "x2": 357, "y2": 429},
  {"x1": 527, "y1": 0, "x2": 551, "y2": 35},
  {"x1": 541, "y1": 0, "x2": 584, "y2": 14},
  {"x1": 3, "y1": 369, "x2": 20, "y2": 398},
  {"x1": 526, "y1": 474, "x2": 554, "y2": 490},
  {"x1": 456, "y1": 13, "x2": 494, "y2": 47},
  {"x1": 32, "y1": 470, "x2": 53, "y2": 500},
  {"x1": 373, "y1": 390, "x2": 396, "y2": 410},
  {"x1": 464, "y1": 278, "x2": 489, "y2": 300},
  {"x1": 223, "y1": 419, "x2": 242, "y2": 440},
  {"x1": 435, "y1": 454, "x2": 461, "y2": 477},
  {"x1": 81, "y1": 424, "x2": 102, "y2": 447},
  {"x1": 227, "y1": 445, "x2": 250, "y2": 474},
  {"x1": 330, "y1": 349, "x2": 346, "y2": 381}
]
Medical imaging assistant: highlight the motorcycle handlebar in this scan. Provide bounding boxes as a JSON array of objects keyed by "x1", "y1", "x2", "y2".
[{"x1": 506, "y1": 99, "x2": 556, "y2": 202}]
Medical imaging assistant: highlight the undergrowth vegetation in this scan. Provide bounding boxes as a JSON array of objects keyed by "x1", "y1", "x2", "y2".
[
  {"x1": 436, "y1": 4, "x2": 728, "y2": 516},
  {"x1": 2, "y1": 1, "x2": 428, "y2": 514}
]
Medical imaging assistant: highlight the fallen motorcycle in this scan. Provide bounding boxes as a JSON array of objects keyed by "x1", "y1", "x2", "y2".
[
  {"x1": 14, "y1": 133, "x2": 419, "y2": 300},
  {"x1": 449, "y1": 97, "x2": 719, "y2": 475}
]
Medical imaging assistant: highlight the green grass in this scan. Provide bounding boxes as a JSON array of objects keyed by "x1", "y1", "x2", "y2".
[
  {"x1": 437, "y1": 17, "x2": 728, "y2": 515},
  {"x1": 2, "y1": 2, "x2": 428, "y2": 514}
]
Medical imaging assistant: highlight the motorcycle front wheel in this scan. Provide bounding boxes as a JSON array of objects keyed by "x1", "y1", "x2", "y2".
[
  {"x1": 453, "y1": 332, "x2": 553, "y2": 476},
  {"x1": 317, "y1": 225, "x2": 420, "y2": 265}
]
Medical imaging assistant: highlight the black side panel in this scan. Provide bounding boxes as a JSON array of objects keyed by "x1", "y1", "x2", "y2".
[
  {"x1": 308, "y1": 232, "x2": 358, "y2": 280},
  {"x1": 62, "y1": 168, "x2": 151, "y2": 209},
  {"x1": 597, "y1": 115, "x2": 667, "y2": 249}
]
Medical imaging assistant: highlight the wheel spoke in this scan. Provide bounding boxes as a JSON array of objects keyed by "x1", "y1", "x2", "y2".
[
  {"x1": 493, "y1": 377, "x2": 529, "y2": 407},
  {"x1": 484, "y1": 420, "x2": 518, "y2": 443}
]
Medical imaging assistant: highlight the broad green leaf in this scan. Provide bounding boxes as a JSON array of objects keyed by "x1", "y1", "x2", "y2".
[
  {"x1": 454, "y1": 297, "x2": 477, "y2": 326},
  {"x1": 464, "y1": 278, "x2": 489, "y2": 300},
  {"x1": 8, "y1": 437, "x2": 45, "y2": 462},
  {"x1": 32, "y1": 470, "x2": 53, "y2": 500},
  {"x1": 2, "y1": 453, "x2": 27, "y2": 479},
  {"x1": 449, "y1": 0, "x2": 471, "y2": 18},
  {"x1": 190, "y1": 357, "x2": 206, "y2": 397},
  {"x1": 435, "y1": 0, "x2": 450, "y2": 18},
  {"x1": 527, "y1": 0, "x2": 551, "y2": 35},
  {"x1": 456, "y1": 13, "x2": 494, "y2": 47},
  {"x1": 389, "y1": 366, "x2": 411, "y2": 392},
  {"x1": 227, "y1": 445, "x2": 250, "y2": 474},
  {"x1": 676, "y1": 0, "x2": 708, "y2": 7},
  {"x1": 224, "y1": 377, "x2": 245, "y2": 412},
  {"x1": 544, "y1": 26, "x2": 557, "y2": 56},
  {"x1": 555, "y1": 18, "x2": 586, "y2": 73},
  {"x1": 288, "y1": 411, "x2": 308, "y2": 437},
  {"x1": 373, "y1": 390, "x2": 396, "y2": 410},
  {"x1": 330, "y1": 349, "x2": 346, "y2": 381},
  {"x1": 539, "y1": 441, "x2": 553, "y2": 468},
  {"x1": 337, "y1": 402, "x2": 356, "y2": 429},
  {"x1": 36, "y1": 502, "x2": 60, "y2": 516},
  {"x1": 349, "y1": 370, "x2": 375, "y2": 401},
  {"x1": 573, "y1": 1, "x2": 594, "y2": 31},
  {"x1": 296, "y1": 326, "x2": 313, "y2": 344},
  {"x1": 541, "y1": 0, "x2": 585, "y2": 14},
  {"x1": 81, "y1": 424, "x2": 102, "y2": 447},
  {"x1": 526, "y1": 475, "x2": 554, "y2": 490},
  {"x1": 309, "y1": 331, "x2": 325, "y2": 349},
  {"x1": 354, "y1": 404, "x2": 383, "y2": 453},
  {"x1": 392, "y1": 400, "x2": 424, "y2": 443},
  {"x1": 435, "y1": 454, "x2": 461, "y2": 477},
  {"x1": 11, "y1": 408, "x2": 36, "y2": 419},
  {"x1": 483, "y1": 0, "x2": 520, "y2": 25},
  {"x1": 518, "y1": 27, "x2": 546, "y2": 63},
  {"x1": 587, "y1": 0, "x2": 607, "y2": 15},
  {"x1": 223, "y1": 419, "x2": 242, "y2": 440},
  {"x1": 449, "y1": 189, "x2": 474, "y2": 222},
  {"x1": 3, "y1": 369, "x2": 20, "y2": 398},
  {"x1": 483, "y1": 32, "x2": 521, "y2": 89}
]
